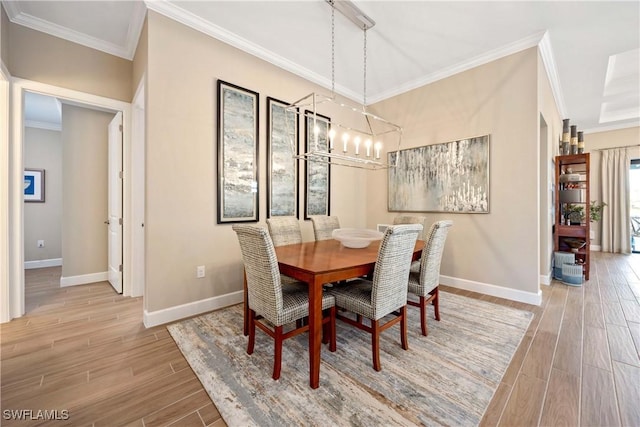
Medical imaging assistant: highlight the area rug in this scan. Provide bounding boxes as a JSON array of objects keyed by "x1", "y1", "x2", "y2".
[{"x1": 167, "y1": 292, "x2": 533, "y2": 426}]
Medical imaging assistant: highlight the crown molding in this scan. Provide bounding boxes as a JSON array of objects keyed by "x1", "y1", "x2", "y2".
[
  {"x1": 538, "y1": 31, "x2": 567, "y2": 119},
  {"x1": 5, "y1": 4, "x2": 145, "y2": 60},
  {"x1": 124, "y1": 2, "x2": 148, "y2": 60},
  {"x1": 24, "y1": 120, "x2": 61, "y2": 131},
  {"x1": 1, "y1": 1, "x2": 20, "y2": 20},
  {"x1": 144, "y1": 0, "x2": 363, "y2": 104},
  {"x1": 367, "y1": 31, "x2": 548, "y2": 104},
  {"x1": 582, "y1": 120, "x2": 640, "y2": 135}
]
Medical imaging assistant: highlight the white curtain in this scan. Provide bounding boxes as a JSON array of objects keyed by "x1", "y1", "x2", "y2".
[{"x1": 600, "y1": 148, "x2": 631, "y2": 253}]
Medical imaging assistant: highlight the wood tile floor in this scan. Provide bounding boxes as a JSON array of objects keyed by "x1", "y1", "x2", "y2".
[{"x1": 2, "y1": 251, "x2": 639, "y2": 426}]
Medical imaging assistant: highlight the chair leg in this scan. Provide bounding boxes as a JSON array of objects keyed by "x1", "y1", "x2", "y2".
[
  {"x1": 371, "y1": 319, "x2": 381, "y2": 371},
  {"x1": 243, "y1": 272, "x2": 249, "y2": 336},
  {"x1": 431, "y1": 287, "x2": 440, "y2": 321},
  {"x1": 273, "y1": 325, "x2": 283, "y2": 380},
  {"x1": 400, "y1": 306, "x2": 409, "y2": 350},
  {"x1": 419, "y1": 296, "x2": 428, "y2": 336},
  {"x1": 247, "y1": 309, "x2": 256, "y2": 354},
  {"x1": 329, "y1": 306, "x2": 337, "y2": 352}
]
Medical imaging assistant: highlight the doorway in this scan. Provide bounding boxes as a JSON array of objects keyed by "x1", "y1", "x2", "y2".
[{"x1": 5, "y1": 79, "x2": 134, "y2": 321}]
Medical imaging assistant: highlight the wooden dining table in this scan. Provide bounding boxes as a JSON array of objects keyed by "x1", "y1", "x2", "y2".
[{"x1": 243, "y1": 238, "x2": 424, "y2": 389}]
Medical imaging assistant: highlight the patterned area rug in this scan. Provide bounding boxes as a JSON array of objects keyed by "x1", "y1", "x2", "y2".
[{"x1": 167, "y1": 292, "x2": 533, "y2": 426}]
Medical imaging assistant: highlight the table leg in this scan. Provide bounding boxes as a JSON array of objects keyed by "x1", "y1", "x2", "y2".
[{"x1": 308, "y1": 278, "x2": 323, "y2": 389}]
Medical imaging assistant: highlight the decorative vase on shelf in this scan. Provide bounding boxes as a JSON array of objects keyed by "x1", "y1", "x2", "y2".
[
  {"x1": 562, "y1": 119, "x2": 570, "y2": 155},
  {"x1": 578, "y1": 131, "x2": 584, "y2": 154},
  {"x1": 570, "y1": 125, "x2": 578, "y2": 154}
]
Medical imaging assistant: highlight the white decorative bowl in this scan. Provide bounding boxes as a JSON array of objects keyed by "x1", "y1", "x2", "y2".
[{"x1": 332, "y1": 228, "x2": 384, "y2": 248}]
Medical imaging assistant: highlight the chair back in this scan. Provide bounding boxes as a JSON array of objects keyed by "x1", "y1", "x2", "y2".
[
  {"x1": 371, "y1": 224, "x2": 422, "y2": 319},
  {"x1": 393, "y1": 215, "x2": 426, "y2": 238},
  {"x1": 266, "y1": 216, "x2": 302, "y2": 247},
  {"x1": 232, "y1": 225, "x2": 283, "y2": 325},
  {"x1": 309, "y1": 215, "x2": 341, "y2": 241},
  {"x1": 418, "y1": 220, "x2": 453, "y2": 292}
]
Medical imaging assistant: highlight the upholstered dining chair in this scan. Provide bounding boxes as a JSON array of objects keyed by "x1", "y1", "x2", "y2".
[
  {"x1": 329, "y1": 224, "x2": 422, "y2": 371},
  {"x1": 232, "y1": 224, "x2": 336, "y2": 380},
  {"x1": 266, "y1": 216, "x2": 303, "y2": 247},
  {"x1": 407, "y1": 220, "x2": 453, "y2": 336},
  {"x1": 393, "y1": 215, "x2": 426, "y2": 238},
  {"x1": 266, "y1": 216, "x2": 303, "y2": 287},
  {"x1": 309, "y1": 215, "x2": 341, "y2": 241},
  {"x1": 393, "y1": 215, "x2": 427, "y2": 272}
]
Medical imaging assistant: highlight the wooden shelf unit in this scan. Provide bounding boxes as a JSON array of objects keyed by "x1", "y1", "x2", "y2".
[{"x1": 554, "y1": 153, "x2": 590, "y2": 280}]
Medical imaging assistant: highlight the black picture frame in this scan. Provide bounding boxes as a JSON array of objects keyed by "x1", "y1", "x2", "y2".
[
  {"x1": 216, "y1": 80, "x2": 260, "y2": 224},
  {"x1": 304, "y1": 110, "x2": 331, "y2": 220},
  {"x1": 267, "y1": 97, "x2": 299, "y2": 219}
]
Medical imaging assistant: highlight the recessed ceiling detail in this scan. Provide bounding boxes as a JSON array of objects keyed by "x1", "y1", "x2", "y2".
[{"x1": 600, "y1": 48, "x2": 640, "y2": 124}]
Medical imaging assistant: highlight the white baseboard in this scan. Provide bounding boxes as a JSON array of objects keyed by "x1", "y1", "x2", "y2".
[
  {"x1": 143, "y1": 290, "x2": 244, "y2": 328},
  {"x1": 24, "y1": 258, "x2": 62, "y2": 269},
  {"x1": 590, "y1": 245, "x2": 601, "y2": 251},
  {"x1": 540, "y1": 272, "x2": 551, "y2": 286},
  {"x1": 440, "y1": 275, "x2": 542, "y2": 306},
  {"x1": 60, "y1": 271, "x2": 108, "y2": 287}
]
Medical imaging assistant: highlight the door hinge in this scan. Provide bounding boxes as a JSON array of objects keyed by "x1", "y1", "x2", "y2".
[
  {"x1": 119, "y1": 171, "x2": 123, "y2": 179},
  {"x1": 119, "y1": 218, "x2": 123, "y2": 225},
  {"x1": 118, "y1": 264, "x2": 123, "y2": 272},
  {"x1": 119, "y1": 124, "x2": 123, "y2": 132}
]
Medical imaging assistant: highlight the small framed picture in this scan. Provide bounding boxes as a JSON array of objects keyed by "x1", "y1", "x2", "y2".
[{"x1": 24, "y1": 168, "x2": 45, "y2": 203}]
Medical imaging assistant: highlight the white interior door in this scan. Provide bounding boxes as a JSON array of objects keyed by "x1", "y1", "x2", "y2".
[{"x1": 108, "y1": 112, "x2": 123, "y2": 293}]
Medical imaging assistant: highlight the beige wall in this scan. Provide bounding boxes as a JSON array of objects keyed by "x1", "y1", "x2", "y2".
[
  {"x1": 585, "y1": 126, "x2": 640, "y2": 246},
  {"x1": 1, "y1": 7, "x2": 8, "y2": 68},
  {"x1": 144, "y1": 11, "x2": 367, "y2": 312},
  {"x1": 24, "y1": 127, "x2": 62, "y2": 261},
  {"x1": 367, "y1": 48, "x2": 540, "y2": 296},
  {"x1": 8, "y1": 22, "x2": 132, "y2": 102},
  {"x1": 61, "y1": 104, "x2": 113, "y2": 277}
]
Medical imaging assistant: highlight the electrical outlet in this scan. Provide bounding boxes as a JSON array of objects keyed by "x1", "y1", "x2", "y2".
[
  {"x1": 196, "y1": 265, "x2": 205, "y2": 278},
  {"x1": 37, "y1": 240, "x2": 45, "y2": 248}
]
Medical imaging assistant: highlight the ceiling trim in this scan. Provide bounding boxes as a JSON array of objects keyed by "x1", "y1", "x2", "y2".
[
  {"x1": 368, "y1": 31, "x2": 548, "y2": 105},
  {"x1": 24, "y1": 120, "x2": 61, "y2": 132},
  {"x1": 124, "y1": 2, "x2": 148, "y2": 60},
  {"x1": 145, "y1": 0, "x2": 372, "y2": 104},
  {"x1": 582, "y1": 120, "x2": 640, "y2": 135},
  {"x1": 4, "y1": 3, "x2": 144, "y2": 60},
  {"x1": 538, "y1": 31, "x2": 567, "y2": 119}
]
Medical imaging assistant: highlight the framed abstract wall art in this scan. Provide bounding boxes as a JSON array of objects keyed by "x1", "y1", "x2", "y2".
[
  {"x1": 267, "y1": 97, "x2": 299, "y2": 218},
  {"x1": 304, "y1": 111, "x2": 331, "y2": 219},
  {"x1": 217, "y1": 80, "x2": 259, "y2": 224},
  {"x1": 388, "y1": 135, "x2": 490, "y2": 213},
  {"x1": 24, "y1": 168, "x2": 45, "y2": 203}
]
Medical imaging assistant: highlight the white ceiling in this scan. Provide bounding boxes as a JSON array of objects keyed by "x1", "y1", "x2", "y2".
[{"x1": 6, "y1": 0, "x2": 639, "y2": 134}]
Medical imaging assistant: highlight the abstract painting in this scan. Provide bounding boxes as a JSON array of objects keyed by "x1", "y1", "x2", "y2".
[
  {"x1": 217, "y1": 80, "x2": 259, "y2": 223},
  {"x1": 304, "y1": 111, "x2": 331, "y2": 219},
  {"x1": 24, "y1": 168, "x2": 45, "y2": 202},
  {"x1": 388, "y1": 135, "x2": 490, "y2": 213},
  {"x1": 267, "y1": 97, "x2": 299, "y2": 218}
]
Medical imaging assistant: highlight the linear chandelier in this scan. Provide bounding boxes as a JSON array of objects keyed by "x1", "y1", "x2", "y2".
[{"x1": 286, "y1": 0, "x2": 403, "y2": 170}]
